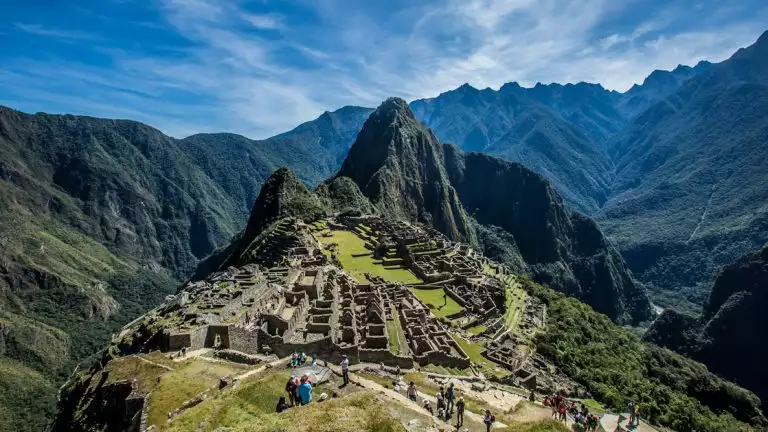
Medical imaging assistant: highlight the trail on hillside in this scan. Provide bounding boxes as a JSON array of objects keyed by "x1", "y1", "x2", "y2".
[{"x1": 687, "y1": 184, "x2": 716, "y2": 243}]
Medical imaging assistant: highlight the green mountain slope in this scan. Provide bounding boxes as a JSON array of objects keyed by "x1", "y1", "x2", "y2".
[
  {"x1": 598, "y1": 30, "x2": 768, "y2": 311},
  {"x1": 645, "y1": 244, "x2": 768, "y2": 411},
  {"x1": 0, "y1": 104, "x2": 371, "y2": 431}
]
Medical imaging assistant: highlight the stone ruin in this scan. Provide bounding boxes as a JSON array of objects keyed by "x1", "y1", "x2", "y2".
[{"x1": 146, "y1": 216, "x2": 561, "y2": 387}]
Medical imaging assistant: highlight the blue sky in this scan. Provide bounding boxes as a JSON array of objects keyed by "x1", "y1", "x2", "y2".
[{"x1": 1, "y1": 0, "x2": 766, "y2": 138}]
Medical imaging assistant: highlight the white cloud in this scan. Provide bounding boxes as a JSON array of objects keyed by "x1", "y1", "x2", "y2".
[
  {"x1": 3, "y1": 0, "x2": 767, "y2": 138},
  {"x1": 243, "y1": 13, "x2": 284, "y2": 30}
]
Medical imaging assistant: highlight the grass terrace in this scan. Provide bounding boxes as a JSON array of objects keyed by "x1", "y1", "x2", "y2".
[
  {"x1": 316, "y1": 229, "x2": 419, "y2": 284},
  {"x1": 408, "y1": 287, "x2": 462, "y2": 318}
]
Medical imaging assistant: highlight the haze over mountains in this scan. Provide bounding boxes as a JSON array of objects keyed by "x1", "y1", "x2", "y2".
[{"x1": 1, "y1": 28, "x2": 768, "y2": 432}]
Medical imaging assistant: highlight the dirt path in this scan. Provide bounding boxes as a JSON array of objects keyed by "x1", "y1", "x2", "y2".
[
  {"x1": 134, "y1": 354, "x2": 175, "y2": 371},
  {"x1": 326, "y1": 364, "x2": 508, "y2": 430},
  {"x1": 171, "y1": 348, "x2": 212, "y2": 362},
  {"x1": 600, "y1": 413, "x2": 658, "y2": 432},
  {"x1": 233, "y1": 356, "x2": 291, "y2": 381}
]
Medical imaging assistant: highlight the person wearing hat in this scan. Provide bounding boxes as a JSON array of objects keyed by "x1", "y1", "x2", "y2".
[
  {"x1": 422, "y1": 399, "x2": 433, "y2": 415},
  {"x1": 456, "y1": 397, "x2": 465, "y2": 427},
  {"x1": 340, "y1": 354, "x2": 350, "y2": 385},
  {"x1": 285, "y1": 375, "x2": 298, "y2": 406}
]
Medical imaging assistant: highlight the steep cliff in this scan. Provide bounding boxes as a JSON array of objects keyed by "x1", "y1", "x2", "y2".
[{"x1": 645, "y1": 244, "x2": 768, "y2": 408}]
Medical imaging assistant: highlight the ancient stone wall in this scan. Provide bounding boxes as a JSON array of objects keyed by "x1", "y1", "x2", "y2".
[
  {"x1": 229, "y1": 326, "x2": 260, "y2": 354},
  {"x1": 205, "y1": 325, "x2": 230, "y2": 348}
]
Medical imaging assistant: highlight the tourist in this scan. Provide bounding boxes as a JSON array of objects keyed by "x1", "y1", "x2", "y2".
[
  {"x1": 437, "y1": 406, "x2": 445, "y2": 419},
  {"x1": 340, "y1": 354, "x2": 350, "y2": 385},
  {"x1": 634, "y1": 403, "x2": 641, "y2": 426},
  {"x1": 436, "y1": 389, "x2": 445, "y2": 413},
  {"x1": 423, "y1": 399, "x2": 433, "y2": 415},
  {"x1": 275, "y1": 396, "x2": 289, "y2": 413},
  {"x1": 298, "y1": 376, "x2": 312, "y2": 405},
  {"x1": 627, "y1": 401, "x2": 636, "y2": 425},
  {"x1": 300, "y1": 351, "x2": 307, "y2": 365},
  {"x1": 529, "y1": 389, "x2": 535, "y2": 402},
  {"x1": 285, "y1": 375, "x2": 298, "y2": 406},
  {"x1": 456, "y1": 397, "x2": 465, "y2": 427},
  {"x1": 407, "y1": 382, "x2": 418, "y2": 402},
  {"x1": 291, "y1": 352, "x2": 298, "y2": 367},
  {"x1": 445, "y1": 382, "x2": 455, "y2": 414},
  {"x1": 483, "y1": 409, "x2": 495, "y2": 432},
  {"x1": 558, "y1": 402, "x2": 567, "y2": 421},
  {"x1": 587, "y1": 414, "x2": 599, "y2": 431}
]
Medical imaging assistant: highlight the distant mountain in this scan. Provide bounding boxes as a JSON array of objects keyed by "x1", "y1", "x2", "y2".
[
  {"x1": 410, "y1": 84, "x2": 615, "y2": 214},
  {"x1": 619, "y1": 61, "x2": 714, "y2": 117},
  {"x1": 645, "y1": 244, "x2": 768, "y2": 409},
  {"x1": 598, "y1": 30, "x2": 768, "y2": 311},
  {"x1": 335, "y1": 98, "x2": 651, "y2": 323},
  {"x1": 0, "y1": 104, "x2": 370, "y2": 431}
]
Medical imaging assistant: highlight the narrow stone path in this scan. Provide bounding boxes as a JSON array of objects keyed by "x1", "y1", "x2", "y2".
[
  {"x1": 133, "y1": 355, "x2": 175, "y2": 371},
  {"x1": 172, "y1": 348, "x2": 212, "y2": 362}
]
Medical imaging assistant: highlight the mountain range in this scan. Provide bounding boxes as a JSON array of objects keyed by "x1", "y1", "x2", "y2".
[{"x1": 1, "y1": 29, "x2": 767, "y2": 432}]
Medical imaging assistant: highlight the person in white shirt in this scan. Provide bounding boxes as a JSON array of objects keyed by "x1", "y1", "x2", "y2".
[{"x1": 340, "y1": 354, "x2": 350, "y2": 385}]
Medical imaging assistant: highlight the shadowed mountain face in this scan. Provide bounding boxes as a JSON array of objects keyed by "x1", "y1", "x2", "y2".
[
  {"x1": 645, "y1": 244, "x2": 768, "y2": 409},
  {"x1": 410, "y1": 84, "x2": 616, "y2": 214},
  {"x1": 335, "y1": 98, "x2": 651, "y2": 324}
]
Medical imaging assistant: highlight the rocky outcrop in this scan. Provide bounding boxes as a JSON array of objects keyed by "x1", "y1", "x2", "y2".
[
  {"x1": 645, "y1": 244, "x2": 768, "y2": 408},
  {"x1": 336, "y1": 98, "x2": 475, "y2": 243}
]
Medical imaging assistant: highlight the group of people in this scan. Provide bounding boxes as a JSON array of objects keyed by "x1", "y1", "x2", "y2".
[
  {"x1": 290, "y1": 351, "x2": 308, "y2": 367},
  {"x1": 404, "y1": 381, "x2": 494, "y2": 432},
  {"x1": 543, "y1": 393, "x2": 599, "y2": 431},
  {"x1": 279, "y1": 374, "x2": 314, "y2": 412}
]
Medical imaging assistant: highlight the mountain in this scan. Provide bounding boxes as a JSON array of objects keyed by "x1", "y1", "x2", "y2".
[
  {"x1": 336, "y1": 98, "x2": 475, "y2": 242},
  {"x1": 598, "y1": 30, "x2": 768, "y2": 312},
  {"x1": 410, "y1": 84, "x2": 615, "y2": 214},
  {"x1": 619, "y1": 61, "x2": 714, "y2": 117},
  {"x1": 645, "y1": 244, "x2": 768, "y2": 409},
  {"x1": 0, "y1": 104, "x2": 370, "y2": 431},
  {"x1": 334, "y1": 98, "x2": 651, "y2": 324}
]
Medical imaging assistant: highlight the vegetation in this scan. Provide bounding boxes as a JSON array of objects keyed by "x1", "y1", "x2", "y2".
[
  {"x1": 452, "y1": 336, "x2": 509, "y2": 379},
  {"x1": 408, "y1": 287, "x2": 462, "y2": 318},
  {"x1": 317, "y1": 230, "x2": 420, "y2": 284},
  {"x1": 523, "y1": 278, "x2": 766, "y2": 431}
]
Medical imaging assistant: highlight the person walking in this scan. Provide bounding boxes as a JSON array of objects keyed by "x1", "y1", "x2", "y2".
[
  {"x1": 407, "y1": 382, "x2": 418, "y2": 402},
  {"x1": 445, "y1": 382, "x2": 455, "y2": 414},
  {"x1": 340, "y1": 354, "x2": 350, "y2": 386},
  {"x1": 483, "y1": 409, "x2": 495, "y2": 432},
  {"x1": 628, "y1": 401, "x2": 636, "y2": 425},
  {"x1": 456, "y1": 397, "x2": 465, "y2": 427}
]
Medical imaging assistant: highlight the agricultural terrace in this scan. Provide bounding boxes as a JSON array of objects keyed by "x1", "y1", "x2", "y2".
[
  {"x1": 314, "y1": 227, "x2": 420, "y2": 284},
  {"x1": 408, "y1": 286, "x2": 463, "y2": 318}
]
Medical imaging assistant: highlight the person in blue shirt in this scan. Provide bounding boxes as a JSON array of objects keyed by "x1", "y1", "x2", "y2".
[{"x1": 297, "y1": 376, "x2": 312, "y2": 405}]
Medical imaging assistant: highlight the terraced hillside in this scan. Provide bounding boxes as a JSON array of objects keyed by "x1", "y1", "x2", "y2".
[{"x1": 53, "y1": 212, "x2": 765, "y2": 432}]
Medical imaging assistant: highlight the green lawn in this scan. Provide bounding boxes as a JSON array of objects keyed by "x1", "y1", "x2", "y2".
[
  {"x1": 503, "y1": 280, "x2": 528, "y2": 331},
  {"x1": 386, "y1": 320, "x2": 405, "y2": 355},
  {"x1": 466, "y1": 324, "x2": 487, "y2": 335},
  {"x1": 408, "y1": 287, "x2": 462, "y2": 318},
  {"x1": 452, "y1": 335, "x2": 510, "y2": 378},
  {"x1": 317, "y1": 230, "x2": 420, "y2": 284}
]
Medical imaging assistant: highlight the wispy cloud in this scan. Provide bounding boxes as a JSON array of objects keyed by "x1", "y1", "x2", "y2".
[
  {"x1": 1, "y1": 0, "x2": 767, "y2": 138},
  {"x1": 14, "y1": 22, "x2": 101, "y2": 41},
  {"x1": 243, "y1": 13, "x2": 284, "y2": 30}
]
